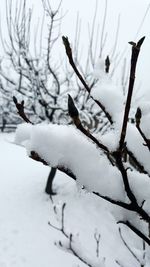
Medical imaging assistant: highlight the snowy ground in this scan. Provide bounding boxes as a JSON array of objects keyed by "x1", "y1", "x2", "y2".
[
  {"x1": 0, "y1": 133, "x2": 80, "y2": 267},
  {"x1": 0, "y1": 133, "x2": 146, "y2": 267}
]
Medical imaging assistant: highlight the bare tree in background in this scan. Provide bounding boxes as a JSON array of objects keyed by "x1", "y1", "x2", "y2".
[{"x1": 0, "y1": 0, "x2": 122, "y2": 194}]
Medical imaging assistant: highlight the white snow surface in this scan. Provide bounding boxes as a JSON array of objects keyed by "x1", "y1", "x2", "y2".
[
  {"x1": 1, "y1": 133, "x2": 149, "y2": 267},
  {"x1": 0, "y1": 134, "x2": 77, "y2": 267}
]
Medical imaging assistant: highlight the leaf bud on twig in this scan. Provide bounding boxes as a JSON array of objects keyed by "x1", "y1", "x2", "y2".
[
  {"x1": 68, "y1": 94, "x2": 79, "y2": 118},
  {"x1": 13, "y1": 96, "x2": 17, "y2": 104},
  {"x1": 135, "y1": 107, "x2": 142, "y2": 127},
  {"x1": 105, "y1": 55, "x2": 110, "y2": 73},
  {"x1": 62, "y1": 36, "x2": 72, "y2": 57}
]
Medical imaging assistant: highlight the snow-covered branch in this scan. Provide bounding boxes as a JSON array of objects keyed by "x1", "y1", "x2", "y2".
[{"x1": 14, "y1": 35, "x2": 150, "y2": 265}]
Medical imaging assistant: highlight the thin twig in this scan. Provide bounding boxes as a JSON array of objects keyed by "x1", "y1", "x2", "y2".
[
  {"x1": 13, "y1": 96, "x2": 33, "y2": 124},
  {"x1": 62, "y1": 36, "x2": 113, "y2": 124},
  {"x1": 94, "y1": 230, "x2": 101, "y2": 258},
  {"x1": 119, "y1": 227, "x2": 141, "y2": 264},
  {"x1": 49, "y1": 203, "x2": 94, "y2": 267},
  {"x1": 118, "y1": 221, "x2": 150, "y2": 246}
]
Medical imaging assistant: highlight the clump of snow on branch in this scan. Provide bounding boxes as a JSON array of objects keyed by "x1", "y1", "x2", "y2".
[
  {"x1": 15, "y1": 122, "x2": 150, "y2": 207},
  {"x1": 15, "y1": 123, "x2": 125, "y2": 201},
  {"x1": 15, "y1": 123, "x2": 33, "y2": 145},
  {"x1": 91, "y1": 59, "x2": 124, "y2": 122}
]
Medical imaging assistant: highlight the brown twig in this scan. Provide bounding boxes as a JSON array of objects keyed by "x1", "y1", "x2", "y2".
[
  {"x1": 13, "y1": 96, "x2": 33, "y2": 124},
  {"x1": 62, "y1": 36, "x2": 113, "y2": 124},
  {"x1": 119, "y1": 37, "x2": 145, "y2": 152}
]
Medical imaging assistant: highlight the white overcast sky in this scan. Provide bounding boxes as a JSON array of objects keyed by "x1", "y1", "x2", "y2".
[{"x1": 0, "y1": 0, "x2": 150, "y2": 96}]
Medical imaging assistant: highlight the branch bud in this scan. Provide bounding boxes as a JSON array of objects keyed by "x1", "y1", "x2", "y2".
[
  {"x1": 128, "y1": 41, "x2": 136, "y2": 46},
  {"x1": 137, "y1": 36, "x2": 145, "y2": 48},
  {"x1": 13, "y1": 96, "x2": 17, "y2": 104},
  {"x1": 135, "y1": 107, "x2": 142, "y2": 126},
  {"x1": 105, "y1": 55, "x2": 110, "y2": 73},
  {"x1": 62, "y1": 36, "x2": 72, "y2": 57},
  {"x1": 68, "y1": 94, "x2": 79, "y2": 118}
]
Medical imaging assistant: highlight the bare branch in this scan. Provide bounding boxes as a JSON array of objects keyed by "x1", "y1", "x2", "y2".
[
  {"x1": 119, "y1": 37, "x2": 145, "y2": 152},
  {"x1": 62, "y1": 36, "x2": 113, "y2": 124},
  {"x1": 13, "y1": 96, "x2": 32, "y2": 124}
]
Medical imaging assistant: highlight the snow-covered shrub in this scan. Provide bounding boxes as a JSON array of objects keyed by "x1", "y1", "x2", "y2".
[{"x1": 14, "y1": 35, "x2": 150, "y2": 266}]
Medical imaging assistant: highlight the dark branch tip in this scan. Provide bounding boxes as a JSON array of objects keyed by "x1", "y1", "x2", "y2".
[
  {"x1": 105, "y1": 55, "x2": 110, "y2": 63},
  {"x1": 58, "y1": 241, "x2": 63, "y2": 247},
  {"x1": 62, "y1": 36, "x2": 72, "y2": 56},
  {"x1": 13, "y1": 96, "x2": 17, "y2": 104},
  {"x1": 135, "y1": 107, "x2": 142, "y2": 126},
  {"x1": 128, "y1": 41, "x2": 136, "y2": 46},
  {"x1": 62, "y1": 36, "x2": 69, "y2": 47},
  {"x1": 68, "y1": 94, "x2": 79, "y2": 118},
  {"x1": 62, "y1": 202, "x2": 66, "y2": 210},
  {"x1": 137, "y1": 36, "x2": 145, "y2": 48},
  {"x1": 21, "y1": 100, "x2": 24, "y2": 106},
  {"x1": 128, "y1": 37, "x2": 145, "y2": 49},
  {"x1": 105, "y1": 55, "x2": 110, "y2": 73}
]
